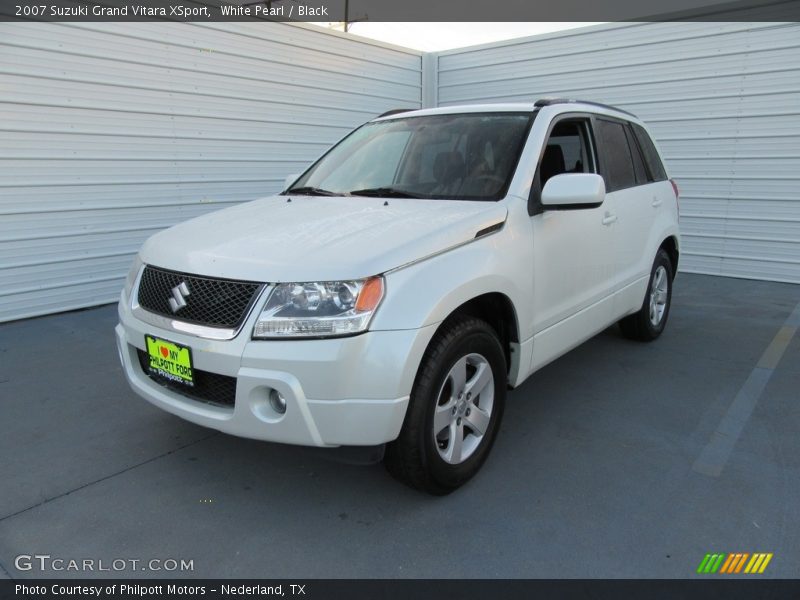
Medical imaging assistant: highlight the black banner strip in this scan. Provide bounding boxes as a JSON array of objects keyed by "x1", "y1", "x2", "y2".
[
  {"x1": 2, "y1": 0, "x2": 800, "y2": 22},
  {"x1": 4, "y1": 579, "x2": 800, "y2": 600}
]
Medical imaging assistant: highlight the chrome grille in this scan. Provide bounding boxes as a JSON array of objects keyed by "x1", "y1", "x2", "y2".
[{"x1": 136, "y1": 265, "x2": 263, "y2": 329}]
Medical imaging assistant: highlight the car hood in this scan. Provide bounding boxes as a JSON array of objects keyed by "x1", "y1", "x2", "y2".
[{"x1": 140, "y1": 195, "x2": 507, "y2": 282}]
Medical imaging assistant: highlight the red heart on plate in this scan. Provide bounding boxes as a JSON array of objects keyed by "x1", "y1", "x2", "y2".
[{"x1": 160, "y1": 346, "x2": 169, "y2": 358}]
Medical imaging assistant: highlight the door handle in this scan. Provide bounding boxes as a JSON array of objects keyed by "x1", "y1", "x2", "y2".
[
  {"x1": 602, "y1": 212, "x2": 617, "y2": 226},
  {"x1": 652, "y1": 197, "x2": 663, "y2": 207}
]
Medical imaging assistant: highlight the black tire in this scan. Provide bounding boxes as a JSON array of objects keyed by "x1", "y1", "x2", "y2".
[
  {"x1": 384, "y1": 315, "x2": 506, "y2": 495},
  {"x1": 619, "y1": 248, "x2": 674, "y2": 341}
]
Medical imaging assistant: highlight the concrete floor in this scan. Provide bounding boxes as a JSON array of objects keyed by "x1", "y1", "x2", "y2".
[{"x1": 0, "y1": 273, "x2": 798, "y2": 579}]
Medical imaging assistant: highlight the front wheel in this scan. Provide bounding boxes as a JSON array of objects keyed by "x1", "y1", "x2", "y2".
[
  {"x1": 384, "y1": 316, "x2": 506, "y2": 495},
  {"x1": 619, "y1": 248, "x2": 674, "y2": 341}
]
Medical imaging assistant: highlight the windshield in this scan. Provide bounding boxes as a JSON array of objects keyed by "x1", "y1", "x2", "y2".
[{"x1": 287, "y1": 112, "x2": 533, "y2": 201}]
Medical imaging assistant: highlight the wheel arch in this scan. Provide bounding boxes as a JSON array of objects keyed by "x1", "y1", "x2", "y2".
[
  {"x1": 410, "y1": 291, "x2": 521, "y2": 392},
  {"x1": 659, "y1": 235, "x2": 680, "y2": 275},
  {"x1": 442, "y1": 292, "x2": 519, "y2": 368}
]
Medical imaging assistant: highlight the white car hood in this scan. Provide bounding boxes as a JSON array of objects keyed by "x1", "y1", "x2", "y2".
[{"x1": 140, "y1": 195, "x2": 507, "y2": 282}]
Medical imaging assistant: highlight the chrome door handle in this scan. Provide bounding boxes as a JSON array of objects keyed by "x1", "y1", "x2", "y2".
[{"x1": 602, "y1": 212, "x2": 617, "y2": 226}]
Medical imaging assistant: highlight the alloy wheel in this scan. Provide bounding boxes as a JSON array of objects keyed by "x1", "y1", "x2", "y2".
[
  {"x1": 649, "y1": 265, "x2": 669, "y2": 326},
  {"x1": 432, "y1": 353, "x2": 495, "y2": 465}
]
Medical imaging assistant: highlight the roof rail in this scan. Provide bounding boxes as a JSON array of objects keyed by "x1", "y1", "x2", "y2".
[
  {"x1": 534, "y1": 98, "x2": 637, "y2": 118},
  {"x1": 376, "y1": 108, "x2": 416, "y2": 118}
]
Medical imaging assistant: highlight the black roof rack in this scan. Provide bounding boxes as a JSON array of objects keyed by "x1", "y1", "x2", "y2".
[
  {"x1": 376, "y1": 108, "x2": 416, "y2": 118},
  {"x1": 534, "y1": 98, "x2": 637, "y2": 118}
]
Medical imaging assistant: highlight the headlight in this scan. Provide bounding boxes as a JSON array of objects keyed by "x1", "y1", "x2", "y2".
[
  {"x1": 123, "y1": 255, "x2": 143, "y2": 296},
  {"x1": 253, "y1": 276, "x2": 385, "y2": 339}
]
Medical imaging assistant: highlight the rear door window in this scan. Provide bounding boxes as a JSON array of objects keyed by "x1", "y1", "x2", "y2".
[{"x1": 595, "y1": 118, "x2": 637, "y2": 192}]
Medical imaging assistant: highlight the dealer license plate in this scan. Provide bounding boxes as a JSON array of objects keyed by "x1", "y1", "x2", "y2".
[{"x1": 145, "y1": 335, "x2": 194, "y2": 387}]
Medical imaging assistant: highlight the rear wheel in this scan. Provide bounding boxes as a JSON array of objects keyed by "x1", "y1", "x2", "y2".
[
  {"x1": 619, "y1": 248, "x2": 673, "y2": 341},
  {"x1": 384, "y1": 315, "x2": 506, "y2": 495}
]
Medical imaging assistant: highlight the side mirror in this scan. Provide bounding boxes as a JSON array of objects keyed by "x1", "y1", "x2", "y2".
[
  {"x1": 541, "y1": 173, "x2": 605, "y2": 209},
  {"x1": 283, "y1": 173, "x2": 300, "y2": 191}
]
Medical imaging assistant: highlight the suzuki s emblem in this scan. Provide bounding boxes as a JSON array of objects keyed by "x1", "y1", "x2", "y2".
[{"x1": 168, "y1": 282, "x2": 190, "y2": 313}]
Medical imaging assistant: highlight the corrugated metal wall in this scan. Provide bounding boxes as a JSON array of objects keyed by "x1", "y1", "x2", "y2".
[
  {"x1": 0, "y1": 22, "x2": 422, "y2": 322},
  {"x1": 2, "y1": 21, "x2": 798, "y2": 322},
  {"x1": 435, "y1": 22, "x2": 800, "y2": 284}
]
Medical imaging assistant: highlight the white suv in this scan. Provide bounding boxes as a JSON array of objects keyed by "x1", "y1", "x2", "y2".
[{"x1": 116, "y1": 99, "x2": 680, "y2": 494}]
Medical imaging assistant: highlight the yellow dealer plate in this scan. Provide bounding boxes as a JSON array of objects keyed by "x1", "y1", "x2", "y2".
[{"x1": 145, "y1": 335, "x2": 194, "y2": 386}]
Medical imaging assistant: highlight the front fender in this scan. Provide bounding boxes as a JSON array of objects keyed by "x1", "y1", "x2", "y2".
[{"x1": 370, "y1": 226, "x2": 532, "y2": 337}]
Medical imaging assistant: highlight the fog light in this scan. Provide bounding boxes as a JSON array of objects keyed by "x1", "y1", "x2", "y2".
[{"x1": 269, "y1": 389, "x2": 287, "y2": 414}]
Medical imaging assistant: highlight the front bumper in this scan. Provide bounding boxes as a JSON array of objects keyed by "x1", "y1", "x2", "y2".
[{"x1": 116, "y1": 290, "x2": 437, "y2": 447}]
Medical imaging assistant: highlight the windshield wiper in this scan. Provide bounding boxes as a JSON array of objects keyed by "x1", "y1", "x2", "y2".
[
  {"x1": 349, "y1": 187, "x2": 423, "y2": 198},
  {"x1": 286, "y1": 186, "x2": 340, "y2": 196}
]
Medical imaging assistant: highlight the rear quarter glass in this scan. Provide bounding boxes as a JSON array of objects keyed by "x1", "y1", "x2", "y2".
[{"x1": 632, "y1": 123, "x2": 668, "y2": 181}]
